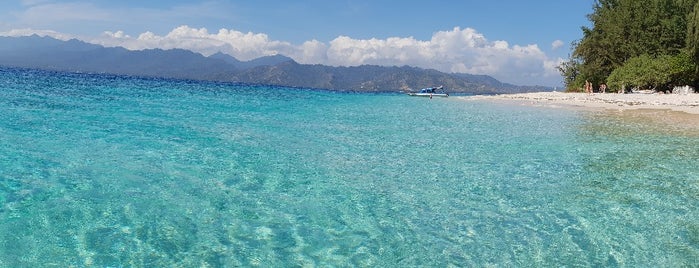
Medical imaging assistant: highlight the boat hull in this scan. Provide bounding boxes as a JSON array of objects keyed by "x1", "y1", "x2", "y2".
[{"x1": 407, "y1": 93, "x2": 449, "y2": 97}]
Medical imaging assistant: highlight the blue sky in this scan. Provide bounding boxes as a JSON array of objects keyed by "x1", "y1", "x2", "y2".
[{"x1": 0, "y1": 0, "x2": 595, "y2": 87}]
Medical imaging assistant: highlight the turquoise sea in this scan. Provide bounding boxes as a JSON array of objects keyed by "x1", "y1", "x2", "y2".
[{"x1": 0, "y1": 67, "x2": 697, "y2": 267}]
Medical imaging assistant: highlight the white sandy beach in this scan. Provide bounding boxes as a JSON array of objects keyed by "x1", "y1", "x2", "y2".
[{"x1": 461, "y1": 91, "x2": 699, "y2": 115}]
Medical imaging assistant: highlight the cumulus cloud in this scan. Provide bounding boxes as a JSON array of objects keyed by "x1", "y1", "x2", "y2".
[
  {"x1": 551, "y1": 40, "x2": 564, "y2": 50},
  {"x1": 93, "y1": 26, "x2": 294, "y2": 61},
  {"x1": 3, "y1": 25, "x2": 562, "y2": 86}
]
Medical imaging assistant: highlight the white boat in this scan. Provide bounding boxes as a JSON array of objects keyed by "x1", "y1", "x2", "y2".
[{"x1": 407, "y1": 86, "x2": 448, "y2": 98}]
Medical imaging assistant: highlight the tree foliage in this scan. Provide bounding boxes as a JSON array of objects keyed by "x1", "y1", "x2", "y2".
[
  {"x1": 561, "y1": 0, "x2": 699, "y2": 91},
  {"x1": 606, "y1": 52, "x2": 695, "y2": 91},
  {"x1": 688, "y1": 0, "x2": 699, "y2": 75},
  {"x1": 556, "y1": 52, "x2": 583, "y2": 92}
]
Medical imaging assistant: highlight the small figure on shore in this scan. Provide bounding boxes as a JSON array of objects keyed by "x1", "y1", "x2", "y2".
[
  {"x1": 599, "y1": 83, "x2": 607, "y2": 93},
  {"x1": 584, "y1": 80, "x2": 593, "y2": 95}
]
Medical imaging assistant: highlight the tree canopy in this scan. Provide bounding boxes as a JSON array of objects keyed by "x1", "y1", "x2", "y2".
[{"x1": 560, "y1": 0, "x2": 699, "y2": 92}]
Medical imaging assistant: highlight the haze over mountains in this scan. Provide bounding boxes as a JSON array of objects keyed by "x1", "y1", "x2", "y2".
[{"x1": 0, "y1": 35, "x2": 551, "y2": 93}]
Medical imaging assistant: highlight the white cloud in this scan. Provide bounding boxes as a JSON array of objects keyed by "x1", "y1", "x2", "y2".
[
  {"x1": 2, "y1": 25, "x2": 562, "y2": 86},
  {"x1": 102, "y1": 30, "x2": 130, "y2": 39},
  {"x1": 551, "y1": 40, "x2": 564, "y2": 50},
  {"x1": 93, "y1": 26, "x2": 293, "y2": 61},
  {"x1": 316, "y1": 27, "x2": 561, "y2": 85},
  {"x1": 0, "y1": 28, "x2": 73, "y2": 40},
  {"x1": 297, "y1": 39, "x2": 328, "y2": 63}
]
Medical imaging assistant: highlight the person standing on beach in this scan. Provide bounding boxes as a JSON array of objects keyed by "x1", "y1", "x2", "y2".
[
  {"x1": 584, "y1": 80, "x2": 592, "y2": 94},
  {"x1": 599, "y1": 83, "x2": 607, "y2": 93}
]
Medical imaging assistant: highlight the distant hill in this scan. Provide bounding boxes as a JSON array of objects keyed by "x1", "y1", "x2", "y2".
[
  {"x1": 0, "y1": 35, "x2": 551, "y2": 93},
  {"x1": 0, "y1": 35, "x2": 236, "y2": 80},
  {"x1": 224, "y1": 61, "x2": 546, "y2": 93},
  {"x1": 209, "y1": 52, "x2": 294, "y2": 70}
]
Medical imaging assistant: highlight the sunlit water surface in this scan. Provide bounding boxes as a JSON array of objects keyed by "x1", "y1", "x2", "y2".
[{"x1": 1, "y1": 68, "x2": 697, "y2": 266}]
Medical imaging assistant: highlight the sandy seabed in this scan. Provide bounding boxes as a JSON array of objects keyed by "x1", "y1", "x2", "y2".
[{"x1": 460, "y1": 92, "x2": 699, "y2": 132}]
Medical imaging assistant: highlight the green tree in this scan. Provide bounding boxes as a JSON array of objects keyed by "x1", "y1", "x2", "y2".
[
  {"x1": 562, "y1": 0, "x2": 698, "y2": 90},
  {"x1": 688, "y1": 0, "x2": 699, "y2": 77},
  {"x1": 606, "y1": 52, "x2": 695, "y2": 92},
  {"x1": 556, "y1": 51, "x2": 583, "y2": 92}
]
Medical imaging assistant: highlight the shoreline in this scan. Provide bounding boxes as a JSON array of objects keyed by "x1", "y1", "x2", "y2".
[
  {"x1": 459, "y1": 91, "x2": 699, "y2": 131},
  {"x1": 459, "y1": 91, "x2": 699, "y2": 114}
]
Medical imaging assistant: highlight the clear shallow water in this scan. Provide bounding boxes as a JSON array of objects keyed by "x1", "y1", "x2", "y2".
[{"x1": 0, "y1": 68, "x2": 697, "y2": 267}]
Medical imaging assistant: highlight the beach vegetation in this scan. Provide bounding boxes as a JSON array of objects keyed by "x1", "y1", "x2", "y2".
[
  {"x1": 557, "y1": 53, "x2": 584, "y2": 92},
  {"x1": 561, "y1": 0, "x2": 699, "y2": 92},
  {"x1": 606, "y1": 52, "x2": 695, "y2": 92},
  {"x1": 688, "y1": 0, "x2": 699, "y2": 76}
]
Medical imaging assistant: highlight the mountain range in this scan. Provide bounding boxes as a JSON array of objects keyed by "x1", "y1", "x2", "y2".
[{"x1": 0, "y1": 35, "x2": 551, "y2": 93}]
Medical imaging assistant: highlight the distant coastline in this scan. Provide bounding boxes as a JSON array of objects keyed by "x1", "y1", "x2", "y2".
[{"x1": 0, "y1": 35, "x2": 552, "y2": 94}]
